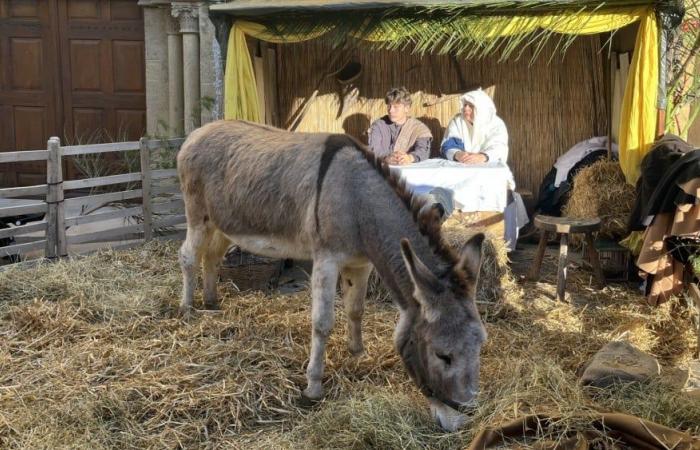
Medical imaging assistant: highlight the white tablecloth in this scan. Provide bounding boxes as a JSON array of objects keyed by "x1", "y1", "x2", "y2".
[{"x1": 390, "y1": 159, "x2": 515, "y2": 212}]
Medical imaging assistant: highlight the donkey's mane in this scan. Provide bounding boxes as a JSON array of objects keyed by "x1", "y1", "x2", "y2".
[{"x1": 335, "y1": 133, "x2": 462, "y2": 271}]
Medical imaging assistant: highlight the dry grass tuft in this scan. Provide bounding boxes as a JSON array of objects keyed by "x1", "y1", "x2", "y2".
[
  {"x1": 0, "y1": 241, "x2": 698, "y2": 449},
  {"x1": 563, "y1": 160, "x2": 636, "y2": 246}
]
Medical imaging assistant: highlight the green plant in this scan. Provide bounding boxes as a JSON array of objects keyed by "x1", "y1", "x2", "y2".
[{"x1": 665, "y1": 0, "x2": 700, "y2": 138}]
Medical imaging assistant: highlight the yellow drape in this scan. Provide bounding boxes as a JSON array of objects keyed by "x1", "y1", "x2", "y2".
[
  {"x1": 224, "y1": 8, "x2": 658, "y2": 184},
  {"x1": 224, "y1": 21, "x2": 329, "y2": 123}
]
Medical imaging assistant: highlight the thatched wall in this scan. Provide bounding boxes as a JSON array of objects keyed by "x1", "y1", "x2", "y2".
[{"x1": 265, "y1": 36, "x2": 606, "y2": 199}]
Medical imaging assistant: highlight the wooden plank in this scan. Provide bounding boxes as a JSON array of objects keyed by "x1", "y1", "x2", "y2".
[
  {"x1": 64, "y1": 189, "x2": 143, "y2": 209},
  {"x1": 151, "y1": 169, "x2": 178, "y2": 180},
  {"x1": 152, "y1": 199, "x2": 184, "y2": 214},
  {"x1": 0, "y1": 184, "x2": 48, "y2": 198},
  {"x1": 154, "y1": 214, "x2": 187, "y2": 228},
  {"x1": 0, "y1": 240, "x2": 47, "y2": 258},
  {"x1": 140, "y1": 138, "x2": 153, "y2": 241},
  {"x1": 265, "y1": 46, "x2": 279, "y2": 126},
  {"x1": 152, "y1": 184, "x2": 182, "y2": 196},
  {"x1": 0, "y1": 221, "x2": 47, "y2": 239},
  {"x1": 63, "y1": 172, "x2": 142, "y2": 191},
  {"x1": 144, "y1": 137, "x2": 185, "y2": 151},
  {"x1": 0, "y1": 203, "x2": 48, "y2": 218},
  {"x1": 61, "y1": 141, "x2": 140, "y2": 156},
  {"x1": 254, "y1": 47, "x2": 266, "y2": 121},
  {"x1": 0, "y1": 150, "x2": 49, "y2": 164},
  {"x1": 67, "y1": 223, "x2": 144, "y2": 245},
  {"x1": 64, "y1": 206, "x2": 143, "y2": 228}
]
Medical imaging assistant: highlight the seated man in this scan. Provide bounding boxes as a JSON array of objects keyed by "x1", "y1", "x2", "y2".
[
  {"x1": 368, "y1": 87, "x2": 432, "y2": 165},
  {"x1": 441, "y1": 89, "x2": 509, "y2": 164}
]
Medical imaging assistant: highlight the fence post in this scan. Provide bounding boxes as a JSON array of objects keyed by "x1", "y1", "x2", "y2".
[
  {"x1": 139, "y1": 138, "x2": 153, "y2": 241},
  {"x1": 45, "y1": 137, "x2": 66, "y2": 258}
]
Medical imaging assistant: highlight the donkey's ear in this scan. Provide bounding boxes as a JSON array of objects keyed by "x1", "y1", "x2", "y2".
[
  {"x1": 457, "y1": 233, "x2": 485, "y2": 284},
  {"x1": 400, "y1": 239, "x2": 442, "y2": 296}
]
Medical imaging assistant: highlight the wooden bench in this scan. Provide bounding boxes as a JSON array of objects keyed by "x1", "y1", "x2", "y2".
[{"x1": 528, "y1": 215, "x2": 606, "y2": 301}]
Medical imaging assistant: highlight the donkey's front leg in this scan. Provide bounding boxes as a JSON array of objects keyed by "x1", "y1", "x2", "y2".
[
  {"x1": 340, "y1": 264, "x2": 372, "y2": 356},
  {"x1": 303, "y1": 255, "x2": 339, "y2": 400}
]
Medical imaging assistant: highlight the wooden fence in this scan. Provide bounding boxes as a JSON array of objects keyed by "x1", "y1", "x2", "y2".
[{"x1": 0, "y1": 137, "x2": 186, "y2": 264}]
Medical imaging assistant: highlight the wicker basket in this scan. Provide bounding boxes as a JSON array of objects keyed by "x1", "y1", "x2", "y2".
[{"x1": 219, "y1": 247, "x2": 283, "y2": 292}]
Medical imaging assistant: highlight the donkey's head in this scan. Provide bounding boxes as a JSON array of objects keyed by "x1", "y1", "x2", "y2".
[{"x1": 396, "y1": 233, "x2": 487, "y2": 432}]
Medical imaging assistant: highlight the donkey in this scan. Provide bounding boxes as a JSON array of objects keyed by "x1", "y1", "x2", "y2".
[{"x1": 177, "y1": 120, "x2": 487, "y2": 431}]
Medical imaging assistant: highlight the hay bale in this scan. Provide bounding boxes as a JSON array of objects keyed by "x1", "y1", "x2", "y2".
[
  {"x1": 367, "y1": 221, "x2": 520, "y2": 316},
  {"x1": 563, "y1": 160, "x2": 635, "y2": 246}
]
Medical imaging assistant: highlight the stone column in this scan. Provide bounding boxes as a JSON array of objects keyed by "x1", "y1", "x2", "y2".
[
  {"x1": 198, "y1": 3, "x2": 222, "y2": 124},
  {"x1": 167, "y1": 15, "x2": 184, "y2": 136},
  {"x1": 172, "y1": 3, "x2": 200, "y2": 134},
  {"x1": 138, "y1": 1, "x2": 170, "y2": 136}
]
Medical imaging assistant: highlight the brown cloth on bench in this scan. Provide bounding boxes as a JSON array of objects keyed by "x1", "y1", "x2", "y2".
[{"x1": 467, "y1": 413, "x2": 700, "y2": 450}]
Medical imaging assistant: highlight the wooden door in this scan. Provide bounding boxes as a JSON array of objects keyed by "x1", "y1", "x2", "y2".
[
  {"x1": 0, "y1": 0, "x2": 62, "y2": 186},
  {"x1": 0, "y1": 0, "x2": 145, "y2": 187},
  {"x1": 57, "y1": 0, "x2": 146, "y2": 145}
]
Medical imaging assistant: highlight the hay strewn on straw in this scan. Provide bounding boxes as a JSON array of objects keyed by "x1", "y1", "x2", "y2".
[
  {"x1": 1, "y1": 242, "x2": 698, "y2": 449},
  {"x1": 563, "y1": 159, "x2": 636, "y2": 246}
]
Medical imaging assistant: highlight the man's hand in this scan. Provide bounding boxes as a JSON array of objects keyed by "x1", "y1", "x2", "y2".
[
  {"x1": 385, "y1": 151, "x2": 415, "y2": 165},
  {"x1": 454, "y1": 151, "x2": 488, "y2": 164}
]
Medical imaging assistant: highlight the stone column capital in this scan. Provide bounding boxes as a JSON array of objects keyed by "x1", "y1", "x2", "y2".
[{"x1": 172, "y1": 2, "x2": 200, "y2": 34}]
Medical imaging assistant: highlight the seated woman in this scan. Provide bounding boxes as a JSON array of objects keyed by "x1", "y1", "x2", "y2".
[{"x1": 441, "y1": 89, "x2": 509, "y2": 164}]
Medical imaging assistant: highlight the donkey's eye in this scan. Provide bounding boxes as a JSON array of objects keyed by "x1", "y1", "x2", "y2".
[{"x1": 436, "y1": 353, "x2": 452, "y2": 365}]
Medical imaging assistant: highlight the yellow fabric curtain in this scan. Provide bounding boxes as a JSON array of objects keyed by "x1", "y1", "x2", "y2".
[
  {"x1": 224, "y1": 21, "x2": 328, "y2": 122},
  {"x1": 224, "y1": 8, "x2": 658, "y2": 183}
]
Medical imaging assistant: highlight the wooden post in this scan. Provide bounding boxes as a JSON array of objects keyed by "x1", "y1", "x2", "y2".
[
  {"x1": 139, "y1": 138, "x2": 153, "y2": 241},
  {"x1": 528, "y1": 229, "x2": 548, "y2": 281},
  {"x1": 45, "y1": 137, "x2": 65, "y2": 258}
]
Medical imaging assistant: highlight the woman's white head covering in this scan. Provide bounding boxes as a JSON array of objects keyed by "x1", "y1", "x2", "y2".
[
  {"x1": 453, "y1": 88, "x2": 497, "y2": 152},
  {"x1": 460, "y1": 88, "x2": 497, "y2": 130}
]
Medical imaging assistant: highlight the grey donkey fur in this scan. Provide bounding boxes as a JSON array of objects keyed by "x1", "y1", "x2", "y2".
[{"x1": 177, "y1": 120, "x2": 487, "y2": 431}]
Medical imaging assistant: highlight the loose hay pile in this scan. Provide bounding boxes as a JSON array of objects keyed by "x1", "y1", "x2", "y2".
[
  {"x1": 0, "y1": 242, "x2": 698, "y2": 449},
  {"x1": 563, "y1": 159, "x2": 636, "y2": 246}
]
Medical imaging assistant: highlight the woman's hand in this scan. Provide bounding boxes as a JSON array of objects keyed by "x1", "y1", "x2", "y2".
[{"x1": 454, "y1": 151, "x2": 488, "y2": 164}]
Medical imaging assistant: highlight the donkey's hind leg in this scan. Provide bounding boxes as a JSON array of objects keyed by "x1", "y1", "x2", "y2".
[
  {"x1": 179, "y1": 213, "x2": 212, "y2": 314},
  {"x1": 340, "y1": 263, "x2": 372, "y2": 356},
  {"x1": 202, "y1": 231, "x2": 232, "y2": 310}
]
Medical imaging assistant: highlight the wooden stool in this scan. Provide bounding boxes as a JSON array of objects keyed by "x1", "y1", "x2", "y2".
[{"x1": 528, "y1": 215, "x2": 606, "y2": 301}]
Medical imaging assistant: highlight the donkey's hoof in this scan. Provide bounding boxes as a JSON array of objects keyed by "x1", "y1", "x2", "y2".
[
  {"x1": 203, "y1": 301, "x2": 221, "y2": 311},
  {"x1": 348, "y1": 344, "x2": 365, "y2": 357},
  {"x1": 299, "y1": 391, "x2": 322, "y2": 408},
  {"x1": 178, "y1": 305, "x2": 195, "y2": 319},
  {"x1": 301, "y1": 385, "x2": 323, "y2": 403}
]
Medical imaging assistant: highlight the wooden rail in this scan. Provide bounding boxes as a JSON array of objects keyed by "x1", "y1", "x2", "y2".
[{"x1": 0, "y1": 137, "x2": 187, "y2": 265}]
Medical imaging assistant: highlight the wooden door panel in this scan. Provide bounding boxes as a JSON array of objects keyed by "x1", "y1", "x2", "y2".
[
  {"x1": 67, "y1": 0, "x2": 100, "y2": 20},
  {"x1": 115, "y1": 108, "x2": 145, "y2": 140},
  {"x1": 72, "y1": 107, "x2": 104, "y2": 140},
  {"x1": 112, "y1": 39, "x2": 143, "y2": 92},
  {"x1": 13, "y1": 105, "x2": 46, "y2": 149},
  {"x1": 9, "y1": 37, "x2": 43, "y2": 90},
  {"x1": 110, "y1": 0, "x2": 141, "y2": 20},
  {"x1": 8, "y1": 0, "x2": 39, "y2": 18},
  {"x1": 70, "y1": 39, "x2": 102, "y2": 91}
]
